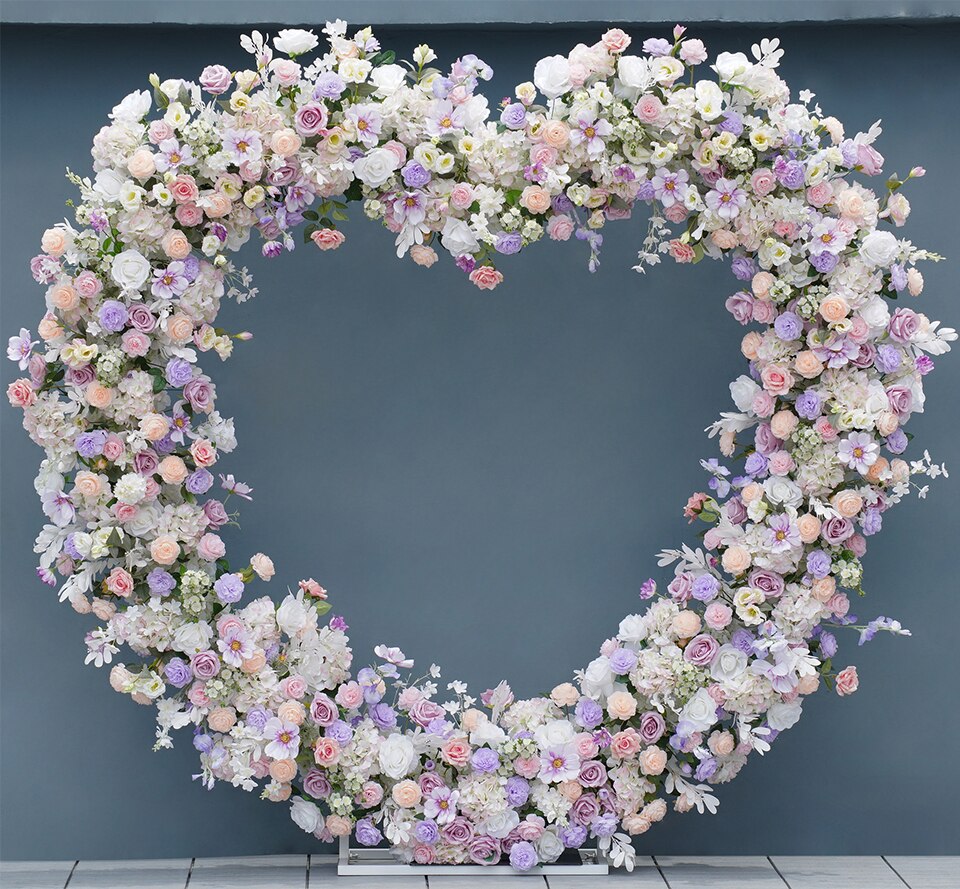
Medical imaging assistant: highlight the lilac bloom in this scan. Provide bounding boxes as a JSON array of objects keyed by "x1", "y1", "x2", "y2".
[
  {"x1": 539, "y1": 743, "x2": 580, "y2": 783},
  {"x1": 218, "y1": 626, "x2": 254, "y2": 667},
  {"x1": 220, "y1": 473, "x2": 253, "y2": 499},
  {"x1": 222, "y1": 128, "x2": 263, "y2": 164},
  {"x1": 42, "y1": 489, "x2": 75, "y2": 526},
  {"x1": 570, "y1": 115, "x2": 613, "y2": 158},
  {"x1": 169, "y1": 402, "x2": 192, "y2": 444},
  {"x1": 706, "y1": 178, "x2": 748, "y2": 220},
  {"x1": 401, "y1": 162, "x2": 431, "y2": 189},
  {"x1": 392, "y1": 191, "x2": 426, "y2": 225},
  {"x1": 262, "y1": 717, "x2": 300, "y2": 759},
  {"x1": 651, "y1": 167, "x2": 689, "y2": 207},
  {"x1": 154, "y1": 138, "x2": 195, "y2": 173},
  {"x1": 151, "y1": 261, "x2": 190, "y2": 298},
  {"x1": 838, "y1": 432, "x2": 879, "y2": 472},
  {"x1": 313, "y1": 71, "x2": 345, "y2": 99},
  {"x1": 98, "y1": 300, "x2": 129, "y2": 332},
  {"x1": 424, "y1": 787, "x2": 459, "y2": 825},
  {"x1": 766, "y1": 513, "x2": 800, "y2": 553},
  {"x1": 500, "y1": 102, "x2": 527, "y2": 130},
  {"x1": 7, "y1": 328, "x2": 37, "y2": 369},
  {"x1": 425, "y1": 100, "x2": 465, "y2": 136},
  {"x1": 345, "y1": 105, "x2": 383, "y2": 147}
]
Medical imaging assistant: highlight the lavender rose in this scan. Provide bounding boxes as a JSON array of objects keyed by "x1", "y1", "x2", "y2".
[
  {"x1": 509, "y1": 841, "x2": 538, "y2": 872},
  {"x1": 684, "y1": 633, "x2": 720, "y2": 666},
  {"x1": 638, "y1": 711, "x2": 666, "y2": 745}
]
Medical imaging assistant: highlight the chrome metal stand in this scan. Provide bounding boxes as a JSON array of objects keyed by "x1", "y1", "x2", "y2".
[{"x1": 337, "y1": 836, "x2": 609, "y2": 876}]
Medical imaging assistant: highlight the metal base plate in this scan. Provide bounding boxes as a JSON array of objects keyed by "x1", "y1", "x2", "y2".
[{"x1": 337, "y1": 837, "x2": 609, "y2": 876}]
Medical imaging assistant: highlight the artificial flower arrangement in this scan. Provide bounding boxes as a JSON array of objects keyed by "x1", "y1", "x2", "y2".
[{"x1": 5, "y1": 20, "x2": 954, "y2": 872}]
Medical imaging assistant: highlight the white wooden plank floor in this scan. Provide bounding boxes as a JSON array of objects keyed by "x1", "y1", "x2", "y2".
[{"x1": 0, "y1": 855, "x2": 957, "y2": 888}]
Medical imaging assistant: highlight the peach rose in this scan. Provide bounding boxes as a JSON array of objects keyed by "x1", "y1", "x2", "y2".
[
  {"x1": 877, "y1": 411, "x2": 899, "y2": 437},
  {"x1": 672, "y1": 610, "x2": 702, "y2": 639},
  {"x1": 38, "y1": 314, "x2": 63, "y2": 341},
  {"x1": 163, "y1": 230, "x2": 192, "y2": 260},
  {"x1": 86, "y1": 383, "x2": 113, "y2": 409},
  {"x1": 832, "y1": 490, "x2": 863, "y2": 518},
  {"x1": 708, "y1": 730, "x2": 736, "y2": 756},
  {"x1": 520, "y1": 184, "x2": 551, "y2": 214},
  {"x1": 271, "y1": 127, "x2": 302, "y2": 156},
  {"x1": 469, "y1": 267, "x2": 503, "y2": 290},
  {"x1": 150, "y1": 534, "x2": 181, "y2": 565},
  {"x1": 392, "y1": 779, "x2": 422, "y2": 808},
  {"x1": 269, "y1": 758, "x2": 298, "y2": 783},
  {"x1": 623, "y1": 814, "x2": 651, "y2": 835},
  {"x1": 278, "y1": 701, "x2": 305, "y2": 725},
  {"x1": 760, "y1": 364, "x2": 794, "y2": 396},
  {"x1": 812, "y1": 576, "x2": 836, "y2": 602},
  {"x1": 770, "y1": 410, "x2": 798, "y2": 440},
  {"x1": 41, "y1": 228, "x2": 68, "y2": 257},
  {"x1": 326, "y1": 815, "x2": 352, "y2": 837},
  {"x1": 541, "y1": 119, "x2": 569, "y2": 148},
  {"x1": 835, "y1": 665, "x2": 859, "y2": 696},
  {"x1": 794, "y1": 350, "x2": 824, "y2": 379},
  {"x1": 251, "y1": 552, "x2": 275, "y2": 580},
  {"x1": 140, "y1": 413, "x2": 170, "y2": 442},
  {"x1": 797, "y1": 674, "x2": 820, "y2": 695},
  {"x1": 208, "y1": 707, "x2": 237, "y2": 733},
  {"x1": 722, "y1": 545, "x2": 751, "y2": 575},
  {"x1": 866, "y1": 456, "x2": 890, "y2": 484},
  {"x1": 740, "y1": 482, "x2": 763, "y2": 504},
  {"x1": 607, "y1": 691, "x2": 637, "y2": 720},
  {"x1": 638, "y1": 745, "x2": 667, "y2": 776},
  {"x1": 711, "y1": 229, "x2": 738, "y2": 250},
  {"x1": 311, "y1": 229, "x2": 346, "y2": 250},
  {"x1": 819, "y1": 294, "x2": 849, "y2": 324},
  {"x1": 158, "y1": 455, "x2": 188, "y2": 485},
  {"x1": 166, "y1": 314, "x2": 194, "y2": 343},
  {"x1": 796, "y1": 513, "x2": 822, "y2": 544},
  {"x1": 51, "y1": 284, "x2": 80, "y2": 311},
  {"x1": 751, "y1": 271, "x2": 775, "y2": 298},
  {"x1": 74, "y1": 471, "x2": 103, "y2": 499},
  {"x1": 558, "y1": 779, "x2": 583, "y2": 802},
  {"x1": 550, "y1": 683, "x2": 580, "y2": 707},
  {"x1": 601, "y1": 28, "x2": 631, "y2": 53},
  {"x1": 241, "y1": 651, "x2": 267, "y2": 674},
  {"x1": 266, "y1": 783, "x2": 292, "y2": 802},
  {"x1": 127, "y1": 148, "x2": 156, "y2": 179},
  {"x1": 203, "y1": 191, "x2": 233, "y2": 219},
  {"x1": 410, "y1": 245, "x2": 438, "y2": 267}
]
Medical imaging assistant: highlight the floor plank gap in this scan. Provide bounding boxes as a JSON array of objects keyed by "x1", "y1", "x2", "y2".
[
  {"x1": 882, "y1": 856, "x2": 913, "y2": 889},
  {"x1": 767, "y1": 856, "x2": 793, "y2": 888},
  {"x1": 652, "y1": 855, "x2": 671, "y2": 888},
  {"x1": 62, "y1": 861, "x2": 79, "y2": 889}
]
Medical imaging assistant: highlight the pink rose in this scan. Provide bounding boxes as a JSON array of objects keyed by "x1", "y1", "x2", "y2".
[
  {"x1": 200, "y1": 64, "x2": 233, "y2": 95},
  {"x1": 314, "y1": 736, "x2": 341, "y2": 766},
  {"x1": 806, "y1": 181, "x2": 833, "y2": 208},
  {"x1": 469, "y1": 266, "x2": 503, "y2": 290},
  {"x1": 271, "y1": 58, "x2": 301, "y2": 87},
  {"x1": 335, "y1": 681, "x2": 363, "y2": 710},
  {"x1": 121, "y1": 329, "x2": 150, "y2": 357},
  {"x1": 175, "y1": 203, "x2": 204, "y2": 227},
  {"x1": 170, "y1": 175, "x2": 200, "y2": 204},
  {"x1": 282, "y1": 675, "x2": 307, "y2": 700},
  {"x1": 610, "y1": 728, "x2": 642, "y2": 759},
  {"x1": 197, "y1": 533, "x2": 226, "y2": 561},
  {"x1": 601, "y1": 28, "x2": 631, "y2": 53},
  {"x1": 546, "y1": 214, "x2": 575, "y2": 241},
  {"x1": 450, "y1": 183, "x2": 473, "y2": 211},
  {"x1": 750, "y1": 168, "x2": 776, "y2": 196},
  {"x1": 105, "y1": 567, "x2": 134, "y2": 597},
  {"x1": 668, "y1": 239, "x2": 694, "y2": 263},
  {"x1": 634, "y1": 94, "x2": 663, "y2": 124},
  {"x1": 74, "y1": 271, "x2": 102, "y2": 299},
  {"x1": 311, "y1": 229, "x2": 345, "y2": 250},
  {"x1": 441, "y1": 737, "x2": 471, "y2": 767},
  {"x1": 294, "y1": 102, "x2": 329, "y2": 137},
  {"x1": 7, "y1": 379, "x2": 35, "y2": 408},
  {"x1": 148, "y1": 120, "x2": 175, "y2": 144},
  {"x1": 836, "y1": 665, "x2": 859, "y2": 696},
  {"x1": 514, "y1": 756, "x2": 540, "y2": 778}
]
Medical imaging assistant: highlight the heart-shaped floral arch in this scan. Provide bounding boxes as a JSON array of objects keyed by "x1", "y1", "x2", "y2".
[{"x1": 6, "y1": 20, "x2": 955, "y2": 872}]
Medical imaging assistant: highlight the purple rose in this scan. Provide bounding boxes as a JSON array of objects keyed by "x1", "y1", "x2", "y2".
[
  {"x1": 495, "y1": 232, "x2": 522, "y2": 255},
  {"x1": 774, "y1": 311, "x2": 802, "y2": 341},
  {"x1": 303, "y1": 767, "x2": 332, "y2": 799},
  {"x1": 401, "y1": 161, "x2": 431, "y2": 189},
  {"x1": 128, "y1": 304, "x2": 156, "y2": 332},
  {"x1": 731, "y1": 628, "x2": 756, "y2": 654},
  {"x1": 747, "y1": 568, "x2": 785, "y2": 599},
  {"x1": 888, "y1": 308, "x2": 919, "y2": 343},
  {"x1": 638, "y1": 711, "x2": 666, "y2": 745},
  {"x1": 310, "y1": 693, "x2": 338, "y2": 727},
  {"x1": 570, "y1": 792, "x2": 600, "y2": 826},
  {"x1": 755, "y1": 423, "x2": 782, "y2": 456},
  {"x1": 147, "y1": 567, "x2": 176, "y2": 595},
  {"x1": 862, "y1": 507, "x2": 882, "y2": 536},
  {"x1": 575, "y1": 697, "x2": 603, "y2": 729},
  {"x1": 415, "y1": 819, "x2": 439, "y2": 844},
  {"x1": 509, "y1": 841, "x2": 538, "y2": 872},
  {"x1": 819, "y1": 631, "x2": 838, "y2": 658},
  {"x1": 133, "y1": 449, "x2": 159, "y2": 476},
  {"x1": 695, "y1": 757, "x2": 718, "y2": 782},
  {"x1": 821, "y1": 515, "x2": 854, "y2": 546},
  {"x1": 608, "y1": 647, "x2": 637, "y2": 675},
  {"x1": 183, "y1": 376, "x2": 215, "y2": 413},
  {"x1": 294, "y1": 102, "x2": 328, "y2": 137},
  {"x1": 668, "y1": 571, "x2": 694, "y2": 601},
  {"x1": 725, "y1": 291, "x2": 754, "y2": 324},
  {"x1": 744, "y1": 452, "x2": 768, "y2": 477},
  {"x1": 98, "y1": 299, "x2": 129, "y2": 333},
  {"x1": 849, "y1": 342, "x2": 877, "y2": 369},
  {"x1": 591, "y1": 813, "x2": 618, "y2": 838},
  {"x1": 560, "y1": 824, "x2": 588, "y2": 848},
  {"x1": 500, "y1": 102, "x2": 527, "y2": 130},
  {"x1": 190, "y1": 649, "x2": 220, "y2": 680},
  {"x1": 775, "y1": 157, "x2": 805, "y2": 189},
  {"x1": 472, "y1": 748, "x2": 500, "y2": 773},
  {"x1": 199, "y1": 64, "x2": 232, "y2": 95},
  {"x1": 203, "y1": 499, "x2": 229, "y2": 527},
  {"x1": 578, "y1": 759, "x2": 607, "y2": 788},
  {"x1": 164, "y1": 656, "x2": 193, "y2": 688},
  {"x1": 355, "y1": 819, "x2": 382, "y2": 847},
  {"x1": 886, "y1": 385, "x2": 913, "y2": 419},
  {"x1": 245, "y1": 706, "x2": 271, "y2": 732},
  {"x1": 65, "y1": 365, "x2": 96, "y2": 388},
  {"x1": 724, "y1": 496, "x2": 748, "y2": 525},
  {"x1": 409, "y1": 698, "x2": 445, "y2": 727},
  {"x1": 468, "y1": 835, "x2": 502, "y2": 865},
  {"x1": 684, "y1": 633, "x2": 720, "y2": 666},
  {"x1": 441, "y1": 817, "x2": 474, "y2": 846},
  {"x1": 505, "y1": 776, "x2": 530, "y2": 807}
]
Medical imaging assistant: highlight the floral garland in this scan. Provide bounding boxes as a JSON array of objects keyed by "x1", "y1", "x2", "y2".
[{"x1": 5, "y1": 20, "x2": 955, "y2": 872}]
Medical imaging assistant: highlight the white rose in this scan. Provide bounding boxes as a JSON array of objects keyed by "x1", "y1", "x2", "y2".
[
  {"x1": 730, "y1": 375, "x2": 760, "y2": 412},
  {"x1": 859, "y1": 295, "x2": 890, "y2": 331},
  {"x1": 533, "y1": 55, "x2": 572, "y2": 99},
  {"x1": 651, "y1": 57, "x2": 684, "y2": 85},
  {"x1": 763, "y1": 476, "x2": 802, "y2": 509},
  {"x1": 767, "y1": 700, "x2": 802, "y2": 731},
  {"x1": 710, "y1": 644, "x2": 748, "y2": 683},
  {"x1": 172, "y1": 621, "x2": 213, "y2": 655},
  {"x1": 440, "y1": 218, "x2": 480, "y2": 257},
  {"x1": 537, "y1": 829, "x2": 564, "y2": 863},
  {"x1": 618, "y1": 614, "x2": 647, "y2": 644},
  {"x1": 378, "y1": 733, "x2": 417, "y2": 780},
  {"x1": 617, "y1": 56, "x2": 652, "y2": 91},
  {"x1": 290, "y1": 798, "x2": 324, "y2": 834},
  {"x1": 276, "y1": 593, "x2": 309, "y2": 636},
  {"x1": 125, "y1": 504, "x2": 159, "y2": 538},
  {"x1": 479, "y1": 810, "x2": 519, "y2": 839},
  {"x1": 111, "y1": 249, "x2": 152, "y2": 293},
  {"x1": 533, "y1": 718, "x2": 576, "y2": 750},
  {"x1": 369, "y1": 63, "x2": 408, "y2": 97},
  {"x1": 93, "y1": 169, "x2": 126, "y2": 202},
  {"x1": 459, "y1": 94, "x2": 490, "y2": 131},
  {"x1": 864, "y1": 382, "x2": 891, "y2": 419},
  {"x1": 580, "y1": 657, "x2": 614, "y2": 698},
  {"x1": 352, "y1": 147, "x2": 400, "y2": 188},
  {"x1": 250, "y1": 552, "x2": 275, "y2": 581},
  {"x1": 713, "y1": 51, "x2": 752, "y2": 86},
  {"x1": 273, "y1": 29, "x2": 319, "y2": 56},
  {"x1": 339, "y1": 57, "x2": 372, "y2": 84},
  {"x1": 694, "y1": 80, "x2": 724, "y2": 121},
  {"x1": 680, "y1": 688, "x2": 718, "y2": 733},
  {"x1": 470, "y1": 720, "x2": 507, "y2": 747},
  {"x1": 110, "y1": 89, "x2": 151, "y2": 122},
  {"x1": 859, "y1": 230, "x2": 900, "y2": 268}
]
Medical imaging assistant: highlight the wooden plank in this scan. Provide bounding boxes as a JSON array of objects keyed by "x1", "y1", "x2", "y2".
[
  {"x1": 772, "y1": 856, "x2": 905, "y2": 889},
  {"x1": 188, "y1": 855, "x2": 307, "y2": 889},
  {"x1": 428, "y1": 875, "x2": 546, "y2": 888},
  {"x1": 655, "y1": 856, "x2": 784, "y2": 888},
  {"x1": 547, "y1": 856, "x2": 668, "y2": 887},
  {"x1": 0, "y1": 861, "x2": 75, "y2": 889},
  {"x1": 68, "y1": 859, "x2": 190, "y2": 889},
  {"x1": 884, "y1": 857, "x2": 959, "y2": 889},
  {"x1": 306, "y1": 858, "x2": 425, "y2": 888}
]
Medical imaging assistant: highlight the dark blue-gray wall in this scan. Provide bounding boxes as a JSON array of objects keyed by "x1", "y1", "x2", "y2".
[{"x1": 2, "y1": 10, "x2": 958, "y2": 861}]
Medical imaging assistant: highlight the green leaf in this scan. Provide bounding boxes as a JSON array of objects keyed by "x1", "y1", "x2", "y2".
[
  {"x1": 331, "y1": 210, "x2": 348, "y2": 221},
  {"x1": 302, "y1": 210, "x2": 320, "y2": 222},
  {"x1": 315, "y1": 601, "x2": 332, "y2": 616}
]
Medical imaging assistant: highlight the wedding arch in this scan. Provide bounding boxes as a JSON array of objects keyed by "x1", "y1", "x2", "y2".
[{"x1": 6, "y1": 21, "x2": 954, "y2": 871}]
